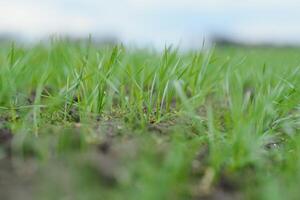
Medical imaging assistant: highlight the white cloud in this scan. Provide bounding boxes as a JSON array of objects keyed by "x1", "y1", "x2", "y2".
[
  {"x1": 0, "y1": 1, "x2": 95, "y2": 36},
  {"x1": 127, "y1": 0, "x2": 300, "y2": 10},
  {"x1": 0, "y1": 0, "x2": 300, "y2": 47}
]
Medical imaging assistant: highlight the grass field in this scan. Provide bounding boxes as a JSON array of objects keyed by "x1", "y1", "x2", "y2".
[{"x1": 0, "y1": 39, "x2": 300, "y2": 200}]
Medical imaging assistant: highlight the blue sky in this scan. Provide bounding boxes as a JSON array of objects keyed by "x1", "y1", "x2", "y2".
[{"x1": 1, "y1": 0, "x2": 300, "y2": 48}]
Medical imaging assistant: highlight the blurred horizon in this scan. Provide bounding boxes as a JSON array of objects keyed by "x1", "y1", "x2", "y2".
[{"x1": 1, "y1": 0, "x2": 300, "y2": 48}]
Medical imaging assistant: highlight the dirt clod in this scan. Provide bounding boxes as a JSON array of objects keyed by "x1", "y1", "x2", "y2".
[
  {"x1": 68, "y1": 107, "x2": 80, "y2": 122},
  {"x1": 0, "y1": 127, "x2": 13, "y2": 158},
  {"x1": 98, "y1": 141, "x2": 111, "y2": 154}
]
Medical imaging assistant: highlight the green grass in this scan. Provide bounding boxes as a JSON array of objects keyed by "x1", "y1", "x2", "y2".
[{"x1": 0, "y1": 39, "x2": 300, "y2": 200}]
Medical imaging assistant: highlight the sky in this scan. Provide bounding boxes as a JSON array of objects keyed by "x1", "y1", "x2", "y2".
[{"x1": 1, "y1": 0, "x2": 300, "y2": 48}]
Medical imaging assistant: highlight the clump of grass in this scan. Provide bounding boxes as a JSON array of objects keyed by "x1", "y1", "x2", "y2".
[{"x1": 0, "y1": 39, "x2": 300, "y2": 199}]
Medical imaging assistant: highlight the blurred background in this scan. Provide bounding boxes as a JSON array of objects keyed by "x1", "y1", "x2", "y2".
[{"x1": 1, "y1": 0, "x2": 300, "y2": 48}]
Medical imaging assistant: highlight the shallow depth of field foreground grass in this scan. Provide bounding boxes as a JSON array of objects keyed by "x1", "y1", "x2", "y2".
[{"x1": 0, "y1": 39, "x2": 300, "y2": 200}]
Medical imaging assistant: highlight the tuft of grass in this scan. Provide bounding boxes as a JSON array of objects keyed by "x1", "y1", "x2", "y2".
[{"x1": 0, "y1": 39, "x2": 300, "y2": 199}]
